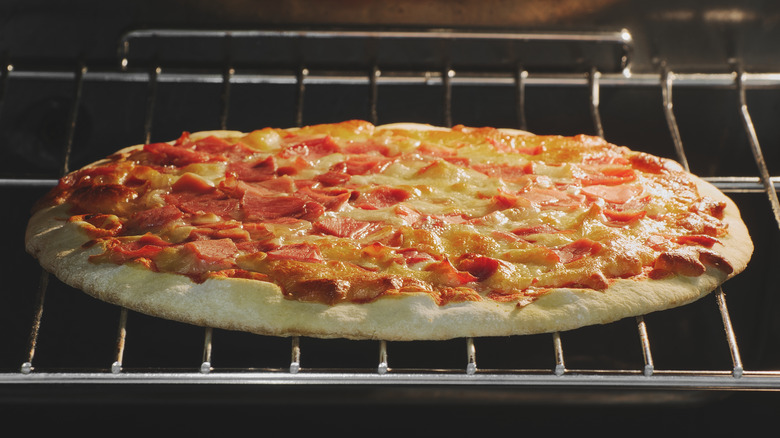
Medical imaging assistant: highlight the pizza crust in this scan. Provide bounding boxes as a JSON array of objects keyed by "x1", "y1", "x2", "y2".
[{"x1": 24, "y1": 125, "x2": 753, "y2": 341}]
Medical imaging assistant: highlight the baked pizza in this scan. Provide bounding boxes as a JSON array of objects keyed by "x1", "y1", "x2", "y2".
[{"x1": 25, "y1": 120, "x2": 753, "y2": 340}]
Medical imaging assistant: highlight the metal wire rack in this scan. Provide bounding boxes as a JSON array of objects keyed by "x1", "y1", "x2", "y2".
[{"x1": 1, "y1": 28, "x2": 778, "y2": 397}]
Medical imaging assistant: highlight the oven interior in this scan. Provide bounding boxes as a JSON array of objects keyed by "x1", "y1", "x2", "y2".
[{"x1": 1, "y1": 1, "x2": 779, "y2": 434}]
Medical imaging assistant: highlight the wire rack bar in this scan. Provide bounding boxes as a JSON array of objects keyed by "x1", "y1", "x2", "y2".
[
  {"x1": 636, "y1": 316, "x2": 655, "y2": 377},
  {"x1": 514, "y1": 66, "x2": 528, "y2": 131},
  {"x1": 4, "y1": 370, "x2": 780, "y2": 390},
  {"x1": 715, "y1": 288, "x2": 744, "y2": 378},
  {"x1": 118, "y1": 28, "x2": 635, "y2": 44},
  {"x1": 200, "y1": 327, "x2": 214, "y2": 374},
  {"x1": 7, "y1": 67, "x2": 780, "y2": 90},
  {"x1": 377, "y1": 340, "x2": 388, "y2": 375},
  {"x1": 143, "y1": 66, "x2": 160, "y2": 145},
  {"x1": 736, "y1": 70, "x2": 780, "y2": 229},
  {"x1": 369, "y1": 64, "x2": 380, "y2": 125},
  {"x1": 0, "y1": 63, "x2": 10, "y2": 120},
  {"x1": 110, "y1": 308, "x2": 128, "y2": 374},
  {"x1": 19, "y1": 270, "x2": 48, "y2": 375},
  {"x1": 588, "y1": 67, "x2": 604, "y2": 139},
  {"x1": 60, "y1": 64, "x2": 86, "y2": 175},
  {"x1": 295, "y1": 67, "x2": 307, "y2": 128},
  {"x1": 661, "y1": 68, "x2": 690, "y2": 171}
]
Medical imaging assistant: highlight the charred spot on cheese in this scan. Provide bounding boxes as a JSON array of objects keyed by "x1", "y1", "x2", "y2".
[
  {"x1": 69, "y1": 184, "x2": 139, "y2": 216},
  {"x1": 70, "y1": 213, "x2": 124, "y2": 238},
  {"x1": 42, "y1": 120, "x2": 740, "y2": 306}
]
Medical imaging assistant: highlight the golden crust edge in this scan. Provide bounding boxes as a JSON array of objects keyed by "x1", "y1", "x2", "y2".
[{"x1": 25, "y1": 199, "x2": 749, "y2": 341}]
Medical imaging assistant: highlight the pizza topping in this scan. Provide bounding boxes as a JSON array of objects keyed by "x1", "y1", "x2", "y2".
[
  {"x1": 266, "y1": 243, "x2": 324, "y2": 263},
  {"x1": 580, "y1": 184, "x2": 642, "y2": 204},
  {"x1": 226, "y1": 156, "x2": 277, "y2": 182},
  {"x1": 313, "y1": 216, "x2": 383, "y2": 239},
  {"x1": 184, "y1": 238, "x2": 239, "y2": 263},
  {"x1": 280, "y1": 136, "x2": 341, "y2": 159},
  {"x1": 653, "y1": 248, "x2": 707, "y2": 277},
  {"x1": 353, "y1": 186, "x2": 411, "y2": 209},
  {"x1": 68, "y1": 184, "x2": 139, "y2": 215},
  {"x1": 555, "y1": 238, "x2": 604, "y2": 264},
  {"x1": 129, "y1": 204, "x2": 184, "y2": 230},
  {"x1": 70, "y1": 213, "x2": 124, "y2": 238},
  {"x1": 296, "y1": 186, "x2": 351, "y2": 211},
  {"x1": 338, "y1": 154, "x2": 394, "y2": 175},
  {"x1": 457, "y1": 254, "x2": 506, "y2": 281},
  {"x1": 425, "y1": 259, "x2": 479, "y2": 287},
  {"x1": 512, "y1": 224, "x2": 571, "y2": 238},
  {"x1": 165, "y1": 191, "x2": 239, "y2": 218},
  {"x1": 698, "y1": 249, "x2": 734, "y2": 275},
  {"x1": 675, "y1": 234, "x2": 720, "y2": 248},
  {"x1": 44, "y1": 121, "x2": 737, "y2": 307},
  {"x1": 472, "y1": 162, "x2": 535, "y2": 181},
  {"x1": 519, "y1": 187, "x2": 585, "y2": 210},
  {"x1": 143, "y1": 141, "x2": 217, "y2": 167}
]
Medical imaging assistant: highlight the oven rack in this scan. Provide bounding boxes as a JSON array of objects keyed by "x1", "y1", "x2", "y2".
[{"x1": 1, "y1": 28, "x2": 778, "y2": 397}]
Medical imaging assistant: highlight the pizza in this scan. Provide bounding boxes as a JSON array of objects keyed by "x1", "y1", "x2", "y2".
[{"x1": 25, "y1": 120, "x2": 753, "y2": 340}]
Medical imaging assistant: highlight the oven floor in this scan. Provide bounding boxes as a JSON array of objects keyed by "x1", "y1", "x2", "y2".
[{"x1": 2, "y1": 391, "x2": 778, "y2": 435}]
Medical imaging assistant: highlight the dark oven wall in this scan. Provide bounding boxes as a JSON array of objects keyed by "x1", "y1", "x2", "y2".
[{"x1": 2, "y1": 0, "x2": 780, "y2": 72}]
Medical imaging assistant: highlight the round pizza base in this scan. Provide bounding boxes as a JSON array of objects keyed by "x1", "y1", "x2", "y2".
[{"x1": 25, "y1": 125, "x2": 753, "y2": 341}]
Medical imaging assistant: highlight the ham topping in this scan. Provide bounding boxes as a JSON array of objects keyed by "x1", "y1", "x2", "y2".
[
  {"x1": 353, "y1": 186, "x2": 411, "y2": 209},
  {"x1": 313, "y1": 216, "x2": 383, "y2": 239},
  {"x1": 184, "y1": 238, "x2": 239, "y2": 263},
  {"x1": 266, "y1": 242, "x2": 324, "y2": 263},
  {"x1": 143, "y1": 142, "x2": 216, "y2": 167},
  {"x1": 280, "y1": 136, "x2": 340, "y2": 159},
  {"x1": 241, "y1": 190, "x2": 324, "y2": 222},
  {"x1": 226, "y1": 156, "x2": 277, "y2": 182},
  {"x1": 580, "y1": 184, "x2": 642, "y2": 204},
  {"x1": 129, "y1": 205, "x2": 183, "y2": 230},
  {"x1": 555, "y1": 239, "x2": 603, "y2": 264}
]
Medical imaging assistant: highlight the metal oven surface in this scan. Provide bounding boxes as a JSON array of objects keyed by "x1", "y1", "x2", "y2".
[{"x1": 1, "y1": 2, "x2": 779, "y2": 434}]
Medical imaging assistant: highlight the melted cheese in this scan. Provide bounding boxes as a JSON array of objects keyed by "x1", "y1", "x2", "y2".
[{"x1": 50, "y1": 121, "x2": 732, "y2": 306}]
